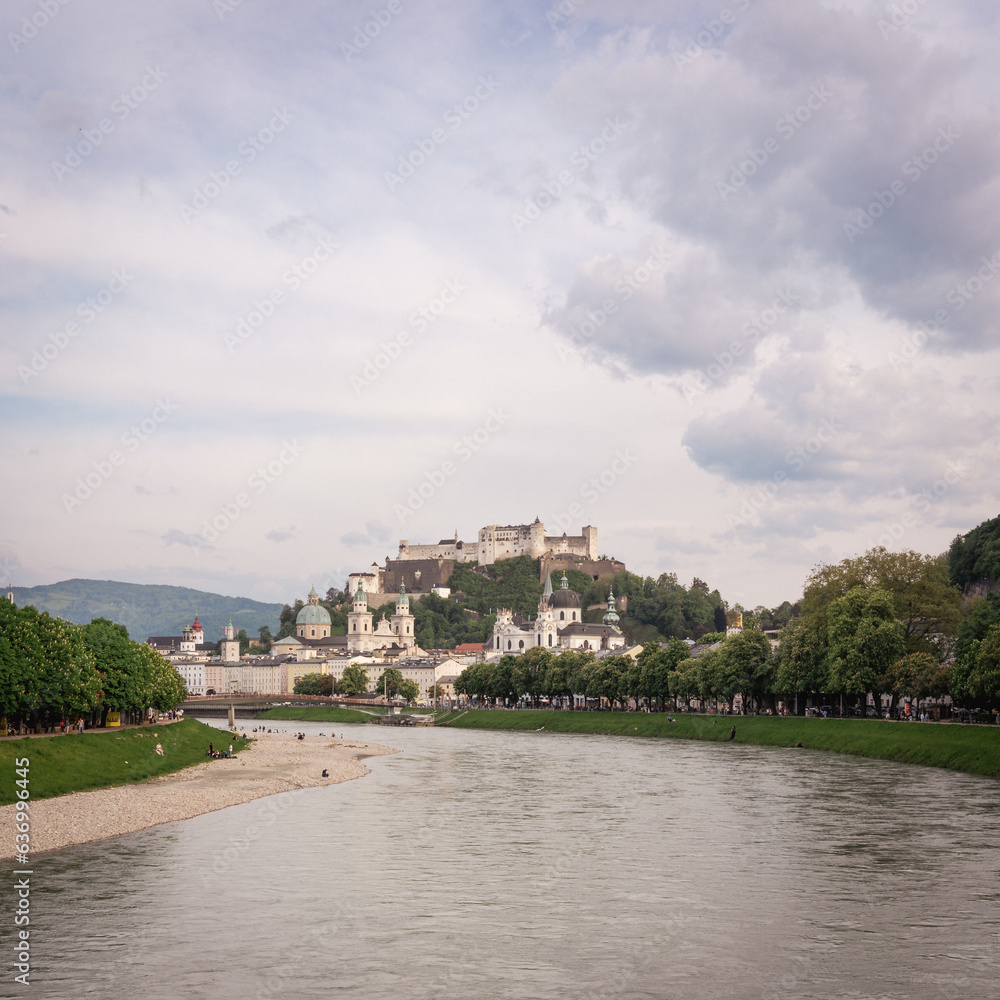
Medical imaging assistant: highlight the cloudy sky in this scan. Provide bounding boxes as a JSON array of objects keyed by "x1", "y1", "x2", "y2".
[{"x1": 3, "y1": 0, "x2": 998, "y2": 613}]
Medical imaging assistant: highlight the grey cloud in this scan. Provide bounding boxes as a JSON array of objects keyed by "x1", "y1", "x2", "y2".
[
  {"x1": 162, "y1": 528, "x2": 206, "y2": 548},
  {"x1": 340, "y1": 520, "x2": 392, "y2": 548},
  {"x1": 684, "y1": 352, "x2": 998, "y2": 505},
  {"x1": 545, "y1": 1, "x2": 1000, "y2": 377}
]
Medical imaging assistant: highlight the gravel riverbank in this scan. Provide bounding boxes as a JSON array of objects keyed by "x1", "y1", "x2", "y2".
[{"x1": 0, "y1": 730, "x2": 397, "y2": 859}]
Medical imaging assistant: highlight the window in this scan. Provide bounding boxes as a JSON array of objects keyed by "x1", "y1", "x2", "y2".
[
  {"x1": 507, "y1": 640, "x2": 512, "y2": 649},
  {"x1": 560, "y1": 611, "x2": 565, "y2": 621},
  {"x1": 547, "y1": 634, "x2": 553, "y2": 646},
  {"x1": 518, "y1": 640, "x2": 524, "y2": 649},
  {"x1": 572, "y1": 612, "x2": 577, "y2": 621}
]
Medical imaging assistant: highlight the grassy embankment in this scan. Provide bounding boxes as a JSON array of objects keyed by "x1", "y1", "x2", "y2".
[
  {"x1": 0, "y1": 718, "x2": 250, "y2": 805},
  {"x1": 437, "y1": 710, "x2": 1000, "y2": 780},
  {"x1": 255, "y1": 706, "x2": 377, "y2": 723}
]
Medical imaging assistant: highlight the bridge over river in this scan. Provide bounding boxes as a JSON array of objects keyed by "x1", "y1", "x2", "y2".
[{"x1": 182, "y1": 696, "x2": 353, "y2": 720}]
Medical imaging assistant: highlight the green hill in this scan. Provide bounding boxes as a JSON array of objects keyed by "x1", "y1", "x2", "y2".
[{"x1": 8, "y1": 579, "x2": 282, "y2": 643}]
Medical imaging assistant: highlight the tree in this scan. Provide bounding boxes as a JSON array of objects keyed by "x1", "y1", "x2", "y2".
[
  {"x1": 774, "y1": 616, "x2": 827, "y2": 714},
  {"x1": 81, "y1": 617, "x2": 148, "y2": 721},
  {"x1": 146, "y1": 647, "x2": 187, "y2": 712},
  {"x1": 952, "y1": 623, "x2": 1000, "y2": 706},
  {"x1": 0, "y1": 600, "x2": 43, "y2": 724},
  {"x1": 294, "y1": 673, "x2": 333, "y2": 696},
  {"x1": 32, "y1": 608, "x2": 102, "y2": 722},
  {"x1": 803, "y1": 547, "x2": 961, "y2": 655},
  {"x1": 397, "y1": 679, "x2": 420, "y2": 703},
  {"x1": 586, "y1": 656, "x2": 629, "y2": 709},
  {"x1": 514, "y1": 647, "x2": 553, "y2": 706},
  {"x1": 377, "y1": 667, "x2": 403, "y2": 699},
  {"x1": 488, "y1": 658, "x2": 516, "y2": 703},
  {"x1": 972, "y1": 625, "x2": 1000, "y2": 706},
  {"x1": 340, "y1": 664, "x2": 369, "y2": 696},
  {"x1": 885, "y1": 652, "x2": 945, "y2": 709},
  {"x1": 719, "y1": 625, "x2": 773, "y2": 713},
  {"x1": 827, "y1": 587, "x2": 905, "y2": 715},
  {"x1": 257, "y1": 625, "x2": 273, "y2": 653},
  {"x1": 948, "y1": 513, "x2": 1000, "y2": 591},
  {"x1": 276, "y1": 600, "x2": 304, "y2": 640}
]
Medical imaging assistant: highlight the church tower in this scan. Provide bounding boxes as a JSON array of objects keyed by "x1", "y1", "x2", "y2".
[
  {"x1": 390, "y1": 582, "x2": 415, "y2": 649},
  {"x1": 221, "y1": 620, "x2": 241, "y2": 663},
  {"x1": 347, "y1": 584, "x2": 374, "y2": 652},
  {"x1": 534, "y1": 571, "x2": 558, "y2": 648}
]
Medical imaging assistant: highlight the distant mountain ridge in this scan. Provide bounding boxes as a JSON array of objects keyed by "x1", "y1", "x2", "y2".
[{"x1": 8, "y1": 579, "x2": 283, "y2": 643}]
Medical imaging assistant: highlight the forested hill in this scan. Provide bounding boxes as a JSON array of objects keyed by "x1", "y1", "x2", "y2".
[
  {"x1": 8, "y1": 579, "x2": 282, "y2": 643},
  {"x1": 949, "y1": 513, "x2": 1000, "y2": 594}
]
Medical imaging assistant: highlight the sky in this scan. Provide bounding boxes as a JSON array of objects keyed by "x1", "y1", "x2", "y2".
[{"x1": 2, "y1": 0, "x2": 999, "y2": 614}]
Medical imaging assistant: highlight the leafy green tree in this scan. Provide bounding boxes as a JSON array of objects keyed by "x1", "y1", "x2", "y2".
[
  {"x1": 719, "y1": 625, "x2": 773, "y2": 713},
  {"x1": 697, "y1": 631, "x2": 727, "y2": 645},
  {"x1": 340, "y1": 664, "x2": 370, "y2": 696},
  {"x1": 827, "y1": 587, "x2": 905, "y2": 714},
  {"x1": 0, "y1": 600, "x2": 43, "y2": 724},
  {"x1": 586, "y1": 656, "x2": 629, "y2": 709},
  {"x1": 377, "y1": 667, "x2": 403, "y2": 699},
  {"x1": 32, "y1": 608, "x2": 102, "y2": 722},
  {"x1": 885, "y1": 652, "x2": 947, "y2": 709},
  {"x1": 488, "y1": 658, "x2": 517, "y2": 703},
  {"x1": 257, "y1": 625, "x2": 273, "y2": 652},
  {"x1": 952, "y1": 623, "x2": 1000, "y2": 706},
  {"x1": 294, "y1": 673, "x2": 333, "y2": 696},
  {"x1": 397, "y1": 678, "x2": 420, "y2": 703},
  {"x1": 972, "y1": 625, "x2": 1000, "y2": 706},
  {"x1": 276, "y1": 603, "x2": 300, "y2": 640},
  {"x1": 146, "y1": 646, "x2": 187, "y2": 711},
  {"x1": 804, "y1": 547, "x2": 960, "y2": 655},
  {"x1": 774, "y1": 616, "x2": 827, "y2": 714},
  {"x1": 81, "y1": 617, "x2": 153, "y2": 720},
  {"x1": 514, "y1": 647, "x2": 553, "y2": 705}
]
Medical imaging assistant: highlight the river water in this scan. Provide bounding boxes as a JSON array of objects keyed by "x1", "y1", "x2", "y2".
[{"x1": 29, "y1": 721, "x2": 1000, "y2": 999}]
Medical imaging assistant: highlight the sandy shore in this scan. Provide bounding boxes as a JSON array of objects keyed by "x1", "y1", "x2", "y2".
[{"x1": 0, "y1": 730, "x2": 397, "y2": 860}]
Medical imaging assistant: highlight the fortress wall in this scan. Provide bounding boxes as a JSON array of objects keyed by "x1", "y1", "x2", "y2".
[
  {"x1": 540, "y1": 556, "x2": 626, "y2": 583},
  {"x1": 382, "y1": 558, "x2": 455, "y2": 594}
]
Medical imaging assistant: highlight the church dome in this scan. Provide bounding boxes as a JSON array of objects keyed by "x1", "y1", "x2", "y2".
[
  {"x1": 296, "y1": 603, "x2": 331, "y2": 626},
  {"x1": 548, "y1": 573, "x2": 580, "y2": 609}
]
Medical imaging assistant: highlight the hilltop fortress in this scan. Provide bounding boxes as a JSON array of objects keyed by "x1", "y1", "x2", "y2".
[
  {"x1": 400, "y1": 518, "x2": 596, "y2": 565},
  {"x1": 350, "y1": 519, "x2": 624, "y2": 603}
]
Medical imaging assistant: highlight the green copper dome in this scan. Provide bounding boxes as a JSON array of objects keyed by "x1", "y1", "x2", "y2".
[{"x1": 296, "y1": 603, "x2": 331, "y2": 626}]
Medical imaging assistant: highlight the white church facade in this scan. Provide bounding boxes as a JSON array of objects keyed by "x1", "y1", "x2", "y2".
[{"x1": 490, "y1": 572, "x2": 628, "y2": 657}]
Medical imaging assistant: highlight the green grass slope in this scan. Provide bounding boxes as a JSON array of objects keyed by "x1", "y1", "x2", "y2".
[
  {"x1": 0, "y1": 719, "x2": 250, "y2": 804},
  {"x1": 256, "y1": 706, "x2": 376, "y2": 724},
  {"x1": 437, "y1": 711, "x2": 1000, "y2": 779}
]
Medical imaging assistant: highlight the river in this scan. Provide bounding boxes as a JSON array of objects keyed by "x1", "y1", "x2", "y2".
[{"x1": 29, "y1": 720, "x2": 1000, "y2": 999}]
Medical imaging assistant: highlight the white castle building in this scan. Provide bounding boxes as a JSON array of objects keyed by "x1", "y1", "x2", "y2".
[
  {"x1": 491, "y1": 572, "x2": 627, "y2": 656},
  {"x1": 397, "y1": 518, "x2": 598, "y2": 565}
]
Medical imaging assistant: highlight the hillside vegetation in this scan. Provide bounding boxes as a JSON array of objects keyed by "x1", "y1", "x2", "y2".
[
  {"x1": 9, "y1": 579, "x2": 282, "y2": 642},
  {"x1": 949, "y1": 514, "x2": 1000, "y2": 592}
]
